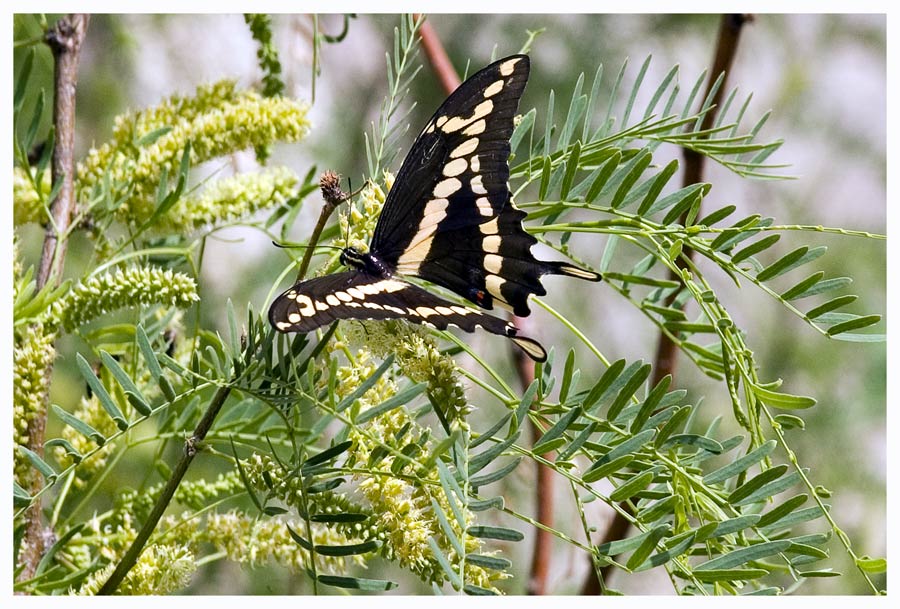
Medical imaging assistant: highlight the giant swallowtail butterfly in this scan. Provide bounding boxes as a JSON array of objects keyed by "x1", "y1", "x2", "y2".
[{"x1": 269, "y1": 54, "x2": 601, "y2": 362}]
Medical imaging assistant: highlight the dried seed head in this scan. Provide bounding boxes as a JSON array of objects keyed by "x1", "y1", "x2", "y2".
[{"x1": 319, "y1": 170, "x2": 345, "y2": 206}]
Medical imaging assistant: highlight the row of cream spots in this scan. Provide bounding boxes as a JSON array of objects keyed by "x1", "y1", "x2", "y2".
[
  {"x1": 477, "y1": 216, "x2": 511, "y2": 305},
  {"x1": 395, "y1": 197, "x2": 450, "y2": 273}
]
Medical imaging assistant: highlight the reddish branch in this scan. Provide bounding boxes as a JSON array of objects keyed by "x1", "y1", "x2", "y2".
[
  {"x1": 582, "y1": 14, "x2": 752, "y2": 594},
  {"x1": 17, "y1": 14, "x2": 90, "y2": 586},
  {"x1": 415, "y1": 16, "x2": 556, "y2": 594}
]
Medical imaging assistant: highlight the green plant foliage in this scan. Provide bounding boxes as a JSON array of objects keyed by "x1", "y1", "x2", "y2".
[{"x1": 12, "y1": 13, "x2": 884, "y2": 597}]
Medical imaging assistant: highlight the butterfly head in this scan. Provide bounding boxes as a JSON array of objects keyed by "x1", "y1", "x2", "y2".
[{"x1": 340, "y1": 243, "x2": 391, "y2": 278}]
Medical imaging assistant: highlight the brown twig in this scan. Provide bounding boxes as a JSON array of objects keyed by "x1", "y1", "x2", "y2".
[
  {"x1": 17, "y1": 13, "x2": 90, "y2": 585},
  {"x1": 581, "y1": 14, "x2": 752, "y2": 594},
  {"x1": 414, "y1": 15, "x2": 556, "y2": 594},
  {"x1": 98, "y1": 385, "x2": 232, "y2": 594}
]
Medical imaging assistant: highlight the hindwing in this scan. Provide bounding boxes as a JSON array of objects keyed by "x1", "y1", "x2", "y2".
[{"x1": 268, "y1": 272, "x2": 548, "y2": 361}]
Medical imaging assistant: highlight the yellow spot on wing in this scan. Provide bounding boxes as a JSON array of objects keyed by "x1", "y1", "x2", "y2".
[
  {"x1": 463, "y1": 119, "x2": 486, "y2": 136},
  {"x1": 434, "y1": 177, "x2": 462, "y2": 198},
  {"x1": 442, "y1": 158, "x2": 468, "y2": 177},
  {"x1": 483, "y1": 234, "x2": 501, "y2": 253},
  {"x1": 484, "y1": 254, "x2": 503, "y2": 274},
  {"x1": 500, "y1": 57, "x2": 521, "y2": 76},
  {"x1": 483, "y1": 80, "x2": 504, "y2": 97},
  {"x1": 450, "y1": 137, "x2": 479, "y2": 158}
]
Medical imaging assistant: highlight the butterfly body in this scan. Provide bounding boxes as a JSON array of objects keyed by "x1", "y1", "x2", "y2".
[{"x1": 269, "y1": 54, "x2": 601, "y2": 362}]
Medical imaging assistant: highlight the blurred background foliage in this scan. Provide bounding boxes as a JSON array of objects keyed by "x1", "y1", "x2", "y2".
[{"x1": 12, "y1": 13, "x2": 884, "y2": 594}]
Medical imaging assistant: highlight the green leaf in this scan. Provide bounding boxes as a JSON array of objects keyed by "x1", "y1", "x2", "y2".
[
  {"x1": 314, "y1": 539, "x2": 380, "y2": 557},
  {"x1": 99, "y1": 351, "x2": 149, "y2": 415},
  {"x1": 727, "y1": 464, "x2": 789, "y2": 504},
  {"x1": 17, "y1": 446, "x2": 57, "y2": 483},
  {"x1": 736, "y1": 470, "x2": 804, "y2": 506},
  {"x1": 756, "y1": 246, "x2": 810, "y2": 281},
  {"x1": 470, "y1": 457, "x2": 522, "y2": 487},
  {"x1": 466, "y1": 554, "x2": 512, "y2": 570},
  {"x1": 855, "y1": 556, "x2": 887, "y2": 574},
  {"x1": 606, "y1": 363, "x2": 651, "y2": 421},
  {"x1": 44, "y1": 438, "x2": 83, "y2": 463},
  {"x1": 14, "y1": 48, "x2": 34, "y2": 113},
  {"x1": 697, "y1": 204, "x2": 736, "y2": 227},
  {"x1": 464, "y1": 584, "x2": 498, "y2": 596},
  {"x1": 582, "y1": 454, "x2": 634, "y2": 484},
  {"x1": 597, "y1": 523, "x2": 668, "y2": 557},
  {"x1": 660, "y1": 433, "x2": 723, "y2": 454},
  {"x1": 310, "y1": 512, "x2": 368, "y2": 524},
  {"x1": 826, "y1": 314, "x2": 881, "y2": 336},
  {"x1": 805, "y1": 294, "x2": 857, "y2": 320},
  {"x1": 585, "y1": 150, "x2": 622, "y2": 203},
  {"x1": 532, "y1": 406, "x2": 582, "y2": 454},
  {"x1": 780, "y1": 271, "x2": 826, "y2": 301},
  {"x1": 704, "y1": 440, "x2": 776, "y2": 484},
  {"x1": 634, "y1": 531, "x2": 695, "y2": 572},
  {"x1": 752, "y1": 384, "x2": 816, "y2": 410},
  {"x1": 653, "y1": 405, "x2": 691, "y2": 447},
  {"x1": 644, "y1": 183, "x2": 709, "y2": 217},
  {"x1": 636, "y1": 160, "x2": 679, "y2": 215},
  {"x1": 52, "y1": 404, "x2": 105, "y2": 446},
  {"x1": 467, "y1": 525, "x2": 524, "y2": 542},
  {"x1": 317, "y1": 574, "x2": 398, "y2": 591},
  {"x1": 509, "y1": 108, "x2": 536, "y2": 156},
  {"x1": 790, "y1": 276, "x2": 852, "y2": 300},
  {"x1": 635, "y1": 495, "x2": 678, "y2": 524},
  {"x1": 611, "y1": 149, "x2": 652, "y2": 209},
  {"x1": 356, "y1": 382, "x2": 426, "y2": 424},
  {"x1": 470, "y1": 496, "x2": 504, "y2": 512},
  {"x1": 469, "y1": 429, "x2": 521, "y2": 476},
  {"x1": 14, "y1": 481, "x2": 31, "y2": 508},
  {"x1": 610, "y1": 470, "x2": 656, "y2": 502},
  {"x1": 77, "y1": 353, "x2": 128, "y2": 430},
  {"x1": 624, "y1": 523, "x2": 670, "y2": 571},
  {"x1": 829, "y1": 332, "x2": 885, "y2": 343},
  {"x1": 557, "y1": 421, "x2": 597, "y2": 461},
  {"x1": 469, "y1": 412, "x2": 512, "y2": 449},
  {"x1": 693, "y1": 568, "x2": 770, "y2": 582},
  {"x1": 694, "y1": 515, "x2": 759, "y2": 543},
  {"x1": 538, "y1": 155, "x2": 552, "y2": 201},
  {"x1": 135, "y1": 126, "x2": 173, "y2": 147},
  {"x1": 756, "y1": 494, "x2": 808, "y2": 528},
  {"x1": 604, "y1": 272, "x2": 681, "y2": 289},
  {"x1": 135, "y1": 325, "x2": 163, "y2": 379},
  {"x1": 514, "y1": 379, "x2": 539, "y2": 430},
  {"x1": 559, "y1": 140, "x2": 581, "y2": 200},
  {"x1": 730, "y1": 234, "x2": 782, "y2": 264},
  {"x1": 336, "y1": 355, "x2": 394, "y2": 411},
  {"x1": 302, "y1": 440, "x2": 353, "y2": 469},
  {"x1": 694, "y1": 540, "x2": 791, "y2": 571}
]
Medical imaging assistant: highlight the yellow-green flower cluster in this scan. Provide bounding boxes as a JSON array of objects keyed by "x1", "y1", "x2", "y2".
[
  {"x1": 76, "y1": 543, "x2": 196, "y2": 595},
  {"x1": 335, "y1": 175, "x2": 389, "y2": 250},
  {"x1": 13, "y1": 166, "x2": 50, "y2": 226},
  {"x1": 51, "y1": 266, "x2": 199, "y2": 332},
  {"x1": 164, "y1": 165, "x2": 299, "y2": 233},
  {"x1": 13, "y1": 323, "x2": 56, "y2": 482},
  {"x1": 319, "y1": 346, "x2": 399, "y2": 412},
  {"x1": 203, "y1": 511, "x2": 359, "y2": 575},
  {"x1": 344, "y1": 320, "x2": 471, "y2": 426},
  {"x1": 346, "y1": 405, "x2": 503, "y2": 590},
  {"x1": 174, "y1": 469, "x2": 244, "y2": 511},
  {"x1": 111, "y1": 80, "x2": 243, "y2": 148},
  {"x1": 77, "y1": 80, "x2": 310, "y2": 223},
  {"x1": 52, "y1": 395, "x2": 120, "y2": 488}
]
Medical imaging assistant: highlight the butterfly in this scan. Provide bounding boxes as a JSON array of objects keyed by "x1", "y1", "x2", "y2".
[{"x1": 269, "y1": 54, "x2": 601, "y2": 362}]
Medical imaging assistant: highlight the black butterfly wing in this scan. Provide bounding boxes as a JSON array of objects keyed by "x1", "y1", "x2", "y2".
[
  {"x1": 269, "y1": 272, "x2": 547, "y2": 361},
  {"x1": 370, "y1": 54, "x2": 600, "y2": 317}
]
